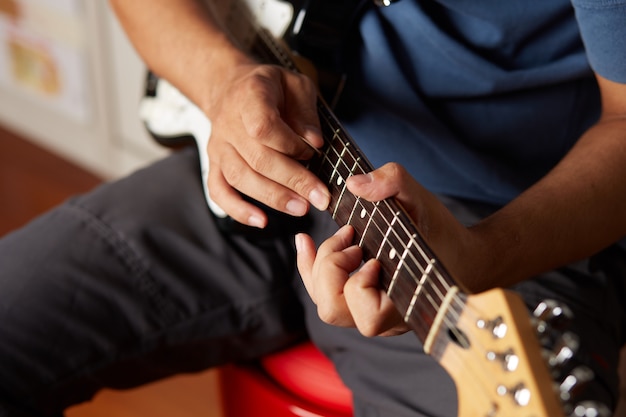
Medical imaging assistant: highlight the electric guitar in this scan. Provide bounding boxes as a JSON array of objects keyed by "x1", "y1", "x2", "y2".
[{"x1": 138, "y1": 1, "x2": 611, "y2": 415}]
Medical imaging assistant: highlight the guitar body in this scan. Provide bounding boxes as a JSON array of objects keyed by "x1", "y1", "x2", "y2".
[
  {"x1": 280, "y1": 0, "x2": 369, "y2": 104},
  {"x1": 138, "y1": 1, "x2": 611, "y2": 416}
]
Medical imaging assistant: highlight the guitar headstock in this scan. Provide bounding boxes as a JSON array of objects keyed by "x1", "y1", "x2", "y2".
[{"x1": 434, "y1": 289, "x2": 610, "y2": 417}]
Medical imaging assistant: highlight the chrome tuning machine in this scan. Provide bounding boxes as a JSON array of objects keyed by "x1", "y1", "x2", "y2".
[
  {"x1": 373, "y1": 0, "x2": 400, "y2": 6},
  {"x1": 559, "y1": 365, "x2": 594, "y2": 402},
  {"x1": 533, "y1": 299, "x2": 574, "y2": 336},
  {"x1": 545, "y1": 331, "x2": 579, "y2": 370},
  {"x1": 568, "y1": 400, "x2": 612, "y2": 417}
]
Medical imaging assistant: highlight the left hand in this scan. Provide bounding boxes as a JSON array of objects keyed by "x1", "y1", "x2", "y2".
[{"x1": 296, "y1": 162, "x2": 473, "y2": 337}]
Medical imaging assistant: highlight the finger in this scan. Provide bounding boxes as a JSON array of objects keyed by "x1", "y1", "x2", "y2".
[
  {"x1": 295, "y1": 233, "x2": 318, "y2": 303},
  {"x1": 346, "y1": 163, "x2": 409, "y2": 202},
  {"x1": 296, "y1": 227, "x2": 360, "y2": 309},
  {"x1": 312, "y1": 226, "x2": 363, "y2": 327},
  {"x1": 221, "y1": 140, "x2": 329, "y2": 213},
  {"x1": 345, "y1": 163, "x2": 433, "y2": 223},
  {"x1": 315, "y1": 224, "x2": 356, "y2": 259},
  {"x1": 314, "y1": 230, "x2": 363, "y2": 281},
  {"x1": 344, "y1": 259, "x2": 409, "y2": 337},
  {"x1": 210, "y1": 153, "x2": 310, "y2": 224},
  {"x1": 207, "y1": 166, "x2": 268, "y2": 228}
]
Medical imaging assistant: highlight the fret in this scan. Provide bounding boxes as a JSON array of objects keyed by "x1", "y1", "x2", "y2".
[
  {"x1": 331, "y1": 130, "x2": 348, "y2": 167},
  {"x1": 423, "y1": 286, "x2": 460, "y2": 354},
  {"x1": 333, "y1": 189, "x2": 361, "y2": 229},
  {"x1": 375, "y1": 213, "x2": 399, "y2": 260},
  {"x1": 358, "y1": 201, "x2": 380, "y2": 247},
  {"x1": 365, "y1": 203, "x2": 404, "y2": 256},
  {"x1": 346, "y1": 197, "x2": 377, "y2": 245},
  {"x1": 319, "y1": 131, "x2": 337, "y2": 176},
  {"x1": 331, "y1": 148, "x2": 358, "y2": 220},
  {"x1": 387, "y1": 234, "x2": 416, "y2": 295},
  {"x1": 315, "y1": 127, "x2": 348, "y2": 183},
  {"x1": 404, "y1": 258, "x2": 436, "y2": 322},
  {"x1": 346, "y1": 195, "x2": 362, "y2": 227},
  {"x1": 379, "y1": 263, "x2": 436, "y2": 342}
]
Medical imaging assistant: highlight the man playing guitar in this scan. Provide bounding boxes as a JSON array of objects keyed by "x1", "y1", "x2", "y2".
[{"x1": 1, "y1": 0, "x2": 625, "y2": 416}]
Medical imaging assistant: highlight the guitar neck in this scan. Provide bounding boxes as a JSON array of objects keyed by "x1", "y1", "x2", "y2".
[{"x1": 309, "y1": 103, "x2": 463, "y2": 350}]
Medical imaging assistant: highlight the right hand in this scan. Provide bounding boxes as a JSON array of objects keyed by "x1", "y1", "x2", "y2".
[{"x1": 204, "y1": 62, "x2": 331, "y2": 228}]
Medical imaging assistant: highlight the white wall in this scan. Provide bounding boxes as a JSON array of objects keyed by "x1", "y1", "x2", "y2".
[{"x1": 0, "y1": 1, "x2": 168, "y2": 180}]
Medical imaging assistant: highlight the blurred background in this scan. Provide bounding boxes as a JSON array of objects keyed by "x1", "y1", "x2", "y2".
[
  {"x1": 0, "y1": 0, "x2": 167, "y2": 183},
  {"x1": 0, "y1": 1, "x2": 223, "y2": 416}
]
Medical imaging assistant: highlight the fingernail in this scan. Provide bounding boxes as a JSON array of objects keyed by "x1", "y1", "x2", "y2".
[
  {"x1": 303, "y1": 125, "x2": 322, "y2": 143},
  {"x1": 294, "y1": 233, "x2": 303, "y2": 252},
  {"x1": 286, "y1": 198, "x2": 308, "y2": 216},
  {"x1": 334, "y1": 224, "x2": 352, "y2": 236},
  {"x1": 309, "y1": 188, "x2": 330, "y2": 211},
  {"x1": 247, "y1": 215, "x2": 265, "y2": 228},
  {"x1": 348, "y1": 173, "x2": 373, "y2": 186}
]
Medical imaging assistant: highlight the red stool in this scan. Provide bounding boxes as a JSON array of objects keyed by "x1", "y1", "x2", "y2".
[{"x1": 219, "y1": 341, "x2": 353, "y2": 416}]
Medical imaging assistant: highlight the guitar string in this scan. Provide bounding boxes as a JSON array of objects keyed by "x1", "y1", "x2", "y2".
[{"x1": 251, "y1": 9, "x2": 529, "y2": 403}]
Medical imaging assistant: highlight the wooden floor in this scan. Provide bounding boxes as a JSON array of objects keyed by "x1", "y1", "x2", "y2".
[
  {"x1": 0, "y1": 125, "x2": 101, "y2": 236},
  {"x1": 0, "y1": 124, "x2": 224, "y2": 417}
]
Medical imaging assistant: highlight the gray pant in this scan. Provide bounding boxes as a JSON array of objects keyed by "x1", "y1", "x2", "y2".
[{"x1": 0, "y1": 147, "x2": 624, "y2": 417}]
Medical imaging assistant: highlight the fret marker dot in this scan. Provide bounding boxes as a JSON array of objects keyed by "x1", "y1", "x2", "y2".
[
  {"x1": 360, "y1": 208, "x2": 367, "y2": 218},
  {"x1": 336, "y1": 177, "x2": 343, "y2": 186},
  {"x1": 389, "y1": 248, "x2": 397, "y2": 260}
]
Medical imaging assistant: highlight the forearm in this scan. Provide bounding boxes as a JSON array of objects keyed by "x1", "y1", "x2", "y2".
[
  {"x1": 466, "y1": 117, "x2": 626, "y2": 292},
  {"x1": 109, "y1": 0, "x2": 252, "y2": 112}
]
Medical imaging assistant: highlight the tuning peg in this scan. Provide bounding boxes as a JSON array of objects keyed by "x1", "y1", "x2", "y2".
[
  {"x1": 569, "y1": 400, "x2": 612, "y2": 417},
  {"x1": 533, "y1": 299, "x2": 574, "y2": 333},
  {"x1": 486, "y1": 348, "x2": 519, "y2": 372},
  {"x1": 495, "y1": 382, "x2": 531, "y2": 407},
  {"x1": 373, "y1": 0, "x2": 399, "y2": 6},
  {"x1": 559, "y1": 365, "x2": 594, "y2": 402},
  {"x1": 546, "y1": 331, "x2": 579, "y2": 369},
  {"x1": 476, "y1": 315, "x2": 508, "y2": 339}
]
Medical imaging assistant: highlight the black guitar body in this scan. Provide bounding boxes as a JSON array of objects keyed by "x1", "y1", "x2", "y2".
[{"x1": 280, "y1": 0, "x2": 371, "y2": 104}]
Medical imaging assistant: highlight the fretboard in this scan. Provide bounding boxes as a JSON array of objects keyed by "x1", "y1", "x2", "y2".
[{"x1": 307, "y1": 103, "x2": 462, "y2": 348}]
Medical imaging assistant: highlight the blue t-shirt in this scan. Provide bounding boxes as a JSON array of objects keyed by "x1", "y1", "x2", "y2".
[{"x1": 337, "y1": 0, "x2": 626, "y2": 205}]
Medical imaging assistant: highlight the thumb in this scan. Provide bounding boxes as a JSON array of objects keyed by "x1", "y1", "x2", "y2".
[{"x1": 295, "y1": 233, "x2": 318, "y2": 302}]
